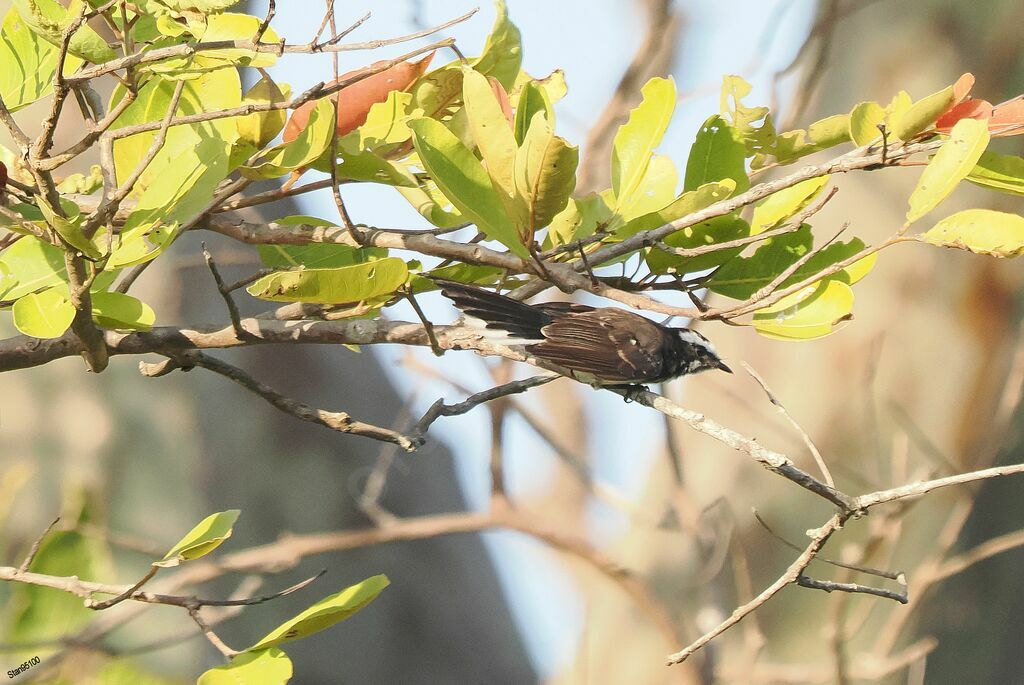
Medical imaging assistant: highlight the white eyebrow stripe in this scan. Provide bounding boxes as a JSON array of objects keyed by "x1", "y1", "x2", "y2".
[{"x1": 676, "y1": 329, "x2": 718, "y2": 356}]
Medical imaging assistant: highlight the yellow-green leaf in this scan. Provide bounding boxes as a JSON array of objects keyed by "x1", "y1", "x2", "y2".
[
  {"x1": 91, "y1": 291, "x2": 155, "y2": 331},
  {"x1": 154, "y1": 510, "x2": 240, "y2": 568},
  {"x1": 613, "y1": 77, "x2": 676, "y2": 209},
  {"x1": 513, "y1": 80, "x2": 552, "y2": 145},
  {"x1": 248, "y1": 575, "x2": 390, "y2": 651},
  {"x1": 246, "y1": 258, "x2": 409, "y2": 304},
  {"x1": 920, "y1": 209, "x2": 1024, "y2": 258},
  {"x1": 750, "y1": 176, "x2": 830, "y2": 235},
  {"x1": 12, "y1": 287, "x2": 74, "y2": 338},
  {"x1": 514, "y1": 111, "x2": 579, "y2": 236},
  {"x1": 472, "y1": 0, "x2": 521, "y2": 89},
  {"x1": 616, "y1": 179, "x2": 736, "y2": 239},
  {"x1": 464, "y1": 68, "x2": 518, "y2": 208},
  {"x1": 0, "y1": 236, "x2": 66, "y2": 300},
  {"x1": 848, "y1": 101, "x2": 885, "y2": 146},
  {"x1": 410, "y1": 117, "x2": 523, "y2": 255},
  {"x1": 198, "y1": 648, "x2": 292, "y2": 685},
  {"x1": 237, "y1": 75, "x2": 290, "y2": 150},
  {"x1": 13, "y1": 0, "x2": 115, "y2": 64},
  {"x1": 753, "y1": 280, "x2": 854, "y2": 341},
  {"x1": 966, "y1": 151, "x2": 1024, "y2": 197},
  {"x1": 243, "y1": 98, "x2": 336, "y2": 180},
  {"x1": 395, "y1": 177, "x2": 465, "y2": 229},
  {"x1": 906, "y1": 117, "x2": 990, "y2": 224},
  {"x1": 548, "y1": 192, "x2": 613, "y2": 247},
  {"x1": 891, "y1": 84, "x2": 955, "y2": 141},
  {"x1": 196, "y1": 13, "x2": 282, "y2": 68},
  {"x1": 0, "y1": 8, "x2": 83, "y2": 111},
  {"x1": 617, "y1": 153, "x2": 677, "y2": 222}
]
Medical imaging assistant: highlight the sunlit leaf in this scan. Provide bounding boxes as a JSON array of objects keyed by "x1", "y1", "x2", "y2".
[
  {"x1": 246, "y1": 258, "x2": 409, "y2": 304},
  {"x1": 472, "y1": 0, "x2": 522, "y2": 89},
  {"x1": 647, "y1": 215, "x2": 751, "y2": 275},
  {"x1": 248, "y1": 575, "x2": 390, "y2": 651},
  {"x1": 935, "y1": 99, "x2": 992, "y2": 134},
  {"x1": 750, "y1": 176, "x2": 830, "y2": 234},
  {"x1": 410, "y1": 117, "x2": 524, "y2": 255},
  {"x1": 906, "y1": 117, "x2": 990, "y2": 224},
  {"x1": 848, "y1": 101, "x2": 885, "y2": 146},
  {"x1": 195, "y1": 13, "x2": 282, "y2": 68},
  {"x1": 891, "y1": 83, "x2": 956, "y2": 141},
  {"x1": 154, "y1": 0, "x2": 243, "y2": 11},
  {"x1": 617, "y1": 153, "x2": 677, "y2": 222},
  {"x1": 197, "y1": 648, "x2": 292, "y2": 685},
  {"x1": 616, "y1": 179, "x2": 736, "y2": 239},
  {"x1": 395, "y1": 177, "x2": 466, "y2": 228},
  {"x1": 0, "y1": 8, "x2": 83, "y2": 111},
  {"x1": 752, "y1": 280, "x2": 854, "y2": 341},
  {"x1": 920, "y1": 209, "x2": 1024, "y2": 258},
  {"x1": 258, "y1": 218, "x2": 387, "y2": 268},
  {"x1": 244, "y1": 98, "x2": 336, "y2": 179},
  {"x1": 513, "y1": 80, "x2": 552, "y2": 145},
  {"x1": 154, "y1": 510, "x2": 240, "y2": 568},
  {"x1": 547, "y1": 193, "x2": 613, "y2": 247},
  {"x1": 514, "y1": 111, "x2": 578, "y2": 237},
  {"x1": 966, "y1": 151, "x2": 1024, "y2": 196},
  {"x1": 237, "y1": 75, "x2": 290, "y2": 150},
  {"x1": 0, "y1": 236, "x2": 66, "y2": 300},
  {"x1": 12, "y1": 287, "x2": 74, "y2": 338},
  {"x1": 13, "y1": 0, "x2": 115, "y2": 63},
  {"x1": 90, "y1": 291, "x2": 156, "y2": 331},
  {"x1": 720, "y1": 75, "x2": 775, "y2": 156},
  {"x1": 613, "y1": 76, "x2": 676, "y2": 208},
  {"x1": 464, "y1": 68, "x2": 519, "y2": 211}
]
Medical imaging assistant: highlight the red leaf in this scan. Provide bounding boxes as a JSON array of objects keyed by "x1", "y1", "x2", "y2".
[
  {"x1": 488, "y1": 77, "x2": 514, "y2": 128},
  {"x1": 935, "y1": 98, "x2": 992, "y2": 133},
  {"x1": 283, "y1": 52, "x2": 435, "y2": 144},
  {"x1": 989, "y1": 95, "x2": 1024, "y2": 137}
]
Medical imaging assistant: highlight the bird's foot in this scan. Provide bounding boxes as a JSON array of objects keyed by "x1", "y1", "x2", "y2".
[{"x1": 622, "y1": 384, "x2": 649, "y2": 403}]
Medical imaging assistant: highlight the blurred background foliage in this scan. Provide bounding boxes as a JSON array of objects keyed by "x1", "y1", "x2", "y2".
[{"x1": 1, "y1": 0, "x2": 1023, "y2": 683}]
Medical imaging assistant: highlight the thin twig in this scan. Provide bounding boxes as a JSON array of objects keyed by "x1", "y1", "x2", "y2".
[
  {"x1": 796, "y1": 575, "x2": 908, "y2": 604},
  {"x1": 18, "y1": 517, "x2": 61, "y2": 573}
]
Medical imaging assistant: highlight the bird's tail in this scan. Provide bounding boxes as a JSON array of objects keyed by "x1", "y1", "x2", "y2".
[{"x1": 435, "y1": 280, "x2": 549, "y2": 343}]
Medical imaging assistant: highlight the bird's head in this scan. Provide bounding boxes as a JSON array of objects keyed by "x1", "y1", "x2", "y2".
[{"x1": 674, "y1": 329, "x2": 732, "y2": 375}]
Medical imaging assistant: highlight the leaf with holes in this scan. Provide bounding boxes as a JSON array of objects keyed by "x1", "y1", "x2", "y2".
[
  {"x1": 906, "y1": 117, "x2": 990, "y2": 223},
  {"x1": 920, "y1": 209, "x2": 1024, "y2": 258},
  {"x1": 752, "y1": 280, "x2": 854, "y2": 341}
]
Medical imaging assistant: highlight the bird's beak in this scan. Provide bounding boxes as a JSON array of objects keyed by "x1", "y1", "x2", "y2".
[{"x1": 715, "y1": 359, "x2": 733, "y2": 374}]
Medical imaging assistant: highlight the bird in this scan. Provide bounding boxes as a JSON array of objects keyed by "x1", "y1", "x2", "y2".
[{"x1": 435, "y1": 279, "x2": 732, "y2": 386}]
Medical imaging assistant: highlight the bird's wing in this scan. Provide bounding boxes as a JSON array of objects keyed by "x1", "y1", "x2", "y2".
[{"x1": 530, "y1": 309, "x2": 664, "y2": 383}]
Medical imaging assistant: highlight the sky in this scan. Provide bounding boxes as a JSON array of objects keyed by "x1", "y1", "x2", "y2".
[{"x1": 257, "y1": 0, "x2": 818, "y2": 676}]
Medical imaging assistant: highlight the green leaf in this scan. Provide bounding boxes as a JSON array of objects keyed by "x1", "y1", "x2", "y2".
[
  {"x1": 463, "y1": 68, "x2": 518, "y2": 209},
  {"x1": 338, "y1": 90, "x2": 418, "y2": 155},
  {"x1": 612, "y1": 76, "x2": 677, "y2": 207},
  {"x1": 198, "y1": 648, "x2": 292, "y2": 685},
  {"x1": 8, "y1": 527, "x2": 111, "y2": 645},
  {"x1": 750, "y1": 176, "x2": 830, "y2": 235},
  {"x1": 154, "y1": 509, "x2": 240, "y2": 568},
  {"x1": 920, "y1": 209, "x2": 1024, "y2": 258},
  {"x1": 56, "y1": 164, "x2": 103, "y2": 195},
  {"x1": 472, "y1": 0, "x2": 522, "y2": 89},
  {"x1": 514, "y1": 112, "x2": 579, "y2": 237},
  {"x1": 0, "y1": 8, "x2": 83, "y2": 111},
  {"x1": 237, "y1": 75, "x2": 290, "y2": 150},
  {"x1": 514, "y1": 80, "x2": 552, "y2": 145},
  {"x1": 13, "y1": 0, "x2": 115, "y2": 63},
  {"x1": 12, "y1": 287, "x2": 74, "y2": 337},
  {"x1": 684, "y1": 114, "x2": 748, "y2": 193},
  {"x1": 848, "y1": 101, "x2": 885, "y2": 146},
  {"x1": 753, "y1": 280, "x2": 854, "y2": 341},
  {"x1": 410, "y1": 117, "x2": 524, "y2": 256},
  {"x1": 37, "y1": 199, "x2": 101, "y2": 259},
  {"x1": 647, "y1": 215, "x2": 751, "y2": 275},
  {"x1": 906, "y1": 117, "x2": 990, "y2": 224},
  {"x1": 248, "y1": 575, "x2": 390, "y2": 651},
  {"x1": 708, "y1": 226, "x2": 874, "y2": 299},
  {"x1": 246, "y1": 258, "x2": 409, "y2": 304},
  {"x1": 891, "y1": 84, "x2": 955, "y2": 141},
  {"x1": 243, "y1": 98, "x2": 336, "y2": 180},
  {"x1": 966, "y1": 151, "x2": 1024, "y2": 196},
  {"x1": 155, "y1": 0, "x2": 243, "y2": 12},
  {"x1": 395, "y1": 178, "x2": 466, "y2": 229},
  {"x1": 616, "y1": 179, "x2": 736, "y2": 239},
  {"x1": 258, "y1": 218, "x2": 386, "y2": 268},
  {"x1": 0, "y1": 236, "x2": 67, "y2": 300},
  {"x1": 768, "y1": 114, "x2": 852, "y2": 166},
  {"x1": 90, "y1": 291, "x2": 155, "y2": 331}
]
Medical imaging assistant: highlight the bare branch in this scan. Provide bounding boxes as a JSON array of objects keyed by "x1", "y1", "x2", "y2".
[
  {"x1": 18, "y1": 517, "x2": 61, "y2": 573},
  {"x1": 795, "y1": 574, "x2": 908, "y2": 604}
]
